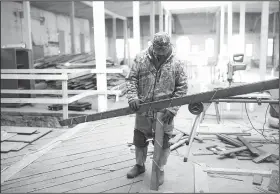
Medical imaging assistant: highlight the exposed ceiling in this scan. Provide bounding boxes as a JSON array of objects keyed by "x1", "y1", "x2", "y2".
[{"x1": 30, "y1": 1, "x2": 279, "y2": 21}]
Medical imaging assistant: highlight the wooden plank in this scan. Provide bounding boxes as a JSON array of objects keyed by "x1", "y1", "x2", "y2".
[
  {"x1": 237, "y1": 136, "x2": 260, "y2": 155},
  {"x1": 1, "y1": 89, "x2": 121, "y2": 95},
  {"x1": 175, "y1": 127, "x2": 203, "y2": 143},
  {"x1": 1, "y1": 142, "x2": 29, "y2": 153},
  {"x1": 5, "y1": 128, "x2": 52, "y2": 143},
  {"x1": 1, "y1": 74, "x2": 68, "y2": 80},
  {"x1": 252, "y1": 175, "x2": 263, "y2": 185},
  {"x1": 216, "y1": 134, "x2": 244, "y2": 147},
  {"x1": 1, "y1": 126, "x2": 37, "y2": 134},
  {"x1": 204, "y1": 167, "x2": 272, "y2": 177},
  {"x1": 150, "y1": 113, "x2": 164, "y2": 191},
  {"x1": 67, "y1": 69, "x2": 91, "y2": 80},
  {"x1": 252, "y1": 152, "x2": 272, "y2": 163},
  {"x1": 219, "y1": 146, "x2": 248, "y2": 155},
  {"x1": 268, "y1": 170, "x2": 279, "y2": 193},
  {"x1": 1, "y1": 98, "x2": 66, "y2": 104},
  {"x1": 194, "y1": 163, "x2": 209, "y2": 193},
  {"x1": 1, "y1": 123, "x2": 88, "y2": 184},
  {"x1": 1, "y1": 69, "x2": 123, "y2": 74},
  {"x1": 60, "y1": 78, "x2": 279, "y2": 126},
  {"x1": 199, "y1": 132, "x2": 251, "y2": 136},
  {"x1": 1, "y1": 133, "x2": 17, "y2": 142},
  {"x1": 237, "y1": 156, "x2": 253, "y2": 160}
]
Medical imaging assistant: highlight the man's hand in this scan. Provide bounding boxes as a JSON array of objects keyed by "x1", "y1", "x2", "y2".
[
  {"x1": 129, "y1": 99, "x2": 141, "y2": 111},
  {"x1": 161, "y1": 109, "x2": 175, "y2": 124}
]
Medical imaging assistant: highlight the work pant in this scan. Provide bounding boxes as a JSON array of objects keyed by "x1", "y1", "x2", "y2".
[{"x1": 133, "y1": 112, "x2": 173, "y2": 171}]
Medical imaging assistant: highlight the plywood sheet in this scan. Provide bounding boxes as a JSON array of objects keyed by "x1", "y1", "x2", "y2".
[
  {"x1": 5, "y1": 128, "x2": 52, "y2": 143},
  {"x1": 1, "y1": 142, "x2": 29, "y2": 153},
  {"x1": 1, "y1": 132, "x2": 17, "y2": 142},
  {"x1": 1, "y1": 126, "x2": 38, "y2": 134}
]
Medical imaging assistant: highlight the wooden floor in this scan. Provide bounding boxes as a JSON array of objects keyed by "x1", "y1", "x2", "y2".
[{"x1": 1, "y1": 102, "x2": 278, "y2": 193}]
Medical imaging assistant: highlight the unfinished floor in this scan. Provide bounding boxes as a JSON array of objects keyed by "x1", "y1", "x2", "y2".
[{"x1": 1, "y1": 96, "x2": 279, "y2": 193}]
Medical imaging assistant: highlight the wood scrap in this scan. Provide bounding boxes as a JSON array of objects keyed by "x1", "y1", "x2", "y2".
[
  {"x1": 219, "y1": 146, "x2": 248, "y2": 156},
  {"x1": 5, "y1": 128, "x2": 52, "y2": 143},
  {"x1": 254, "y1": 186, "x2": 275, "y2": 193},
  {"x1": 237, "y1": 156, "x2": 253, "y2": 160},
  {"x1": 204, "y1": 167, "x2": 272, "y2": 177},
  {"x1": 237, "y1": 136, "x2": 260, "y2": 156},
  {"x1": 199, "y1": 132, "x2": 251, "y2": 136},
  {"x1": 216, "y1": 134, "x2": 244, "y2": 147},
  {"x1": 208, "y1": 173, "x2": 244, "y2": 181},
  {"x1": 1, "y1": 132, "x2": 17, "y2": 142},
  {"x1": 192, "y1": 151, "x2": 214, "y2": 156},
  {"x1": 169, "y1": 132, "x2": 184, "y2": 145},
  {"x1": 194, "y1": 163, "x2": 209, "y2": 193},
  {"x1": 252, "y1": 152, "x2": 273, "y2": 164},
  {"x1": 170, "y1": 137, "x2": 189, "y2": 151},
  {"x1": 252, "y1": 175, "x2": 263, "y2": 185},
  {"x1": 267, "y1": 170, "x2": 279, "y2": 193},
  {"x1": 1, "y1": 142, "x2": 29, "y2": 153},
  {"x1": 1, "y1": 126, "x2": 37, "y2": 134},
  {"x1": 175, "y1": 127, "x2": 204, "y2": 143}
]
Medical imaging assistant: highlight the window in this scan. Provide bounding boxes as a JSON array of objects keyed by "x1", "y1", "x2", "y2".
[
  {"x1": 205, "y1": 38, "x2": 214, "y2": 57},
  {"x1": 191, "y1": 45, "x2": 199, "y2": 53},
  {"x1": 175, "y1": 36, "x2": 190, "y2": 60},
  {"x1": 245, "y1": 44, "x2": 253, "y2": 57},
  {"x1": 267, "y1": 38, "x2": 273, "y2": 57}
]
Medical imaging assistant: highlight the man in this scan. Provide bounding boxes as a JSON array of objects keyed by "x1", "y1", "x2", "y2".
[{"x1": 125, "y1": 32, "x2": 188, "y2": 185}]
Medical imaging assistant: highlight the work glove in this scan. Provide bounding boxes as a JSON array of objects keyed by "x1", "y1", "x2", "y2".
[
  {"x1": 129, "y1": 99, "x2": 141, "y2": 112},
  {"x1": 161, "y1": 109, "x2": 175, "y2": 125}
]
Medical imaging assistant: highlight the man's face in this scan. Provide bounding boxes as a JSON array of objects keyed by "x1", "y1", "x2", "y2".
[{"x1": 152, "y1": 44, "x2": 170, "y2": 57}]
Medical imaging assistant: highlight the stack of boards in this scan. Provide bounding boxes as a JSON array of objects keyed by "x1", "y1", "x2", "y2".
[{"x1": 1, "y1": 126, "x2": 52, "y2": 153}]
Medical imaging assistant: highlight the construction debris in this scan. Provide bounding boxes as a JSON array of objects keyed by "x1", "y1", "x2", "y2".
[
  {"x1": 252, "y1": 174, "x2": 263, "y2": 185},
  {"x1": 267, "y1": 170, "x2": 279, "y2": 193},
  {"x1": 1, "y1": 127, "x2": 53, "y2": 153}
]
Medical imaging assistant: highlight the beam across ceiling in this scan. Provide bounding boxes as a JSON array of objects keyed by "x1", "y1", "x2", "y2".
[{"x1": 81, "y1": 1, "x2": 126, "y2": 20}]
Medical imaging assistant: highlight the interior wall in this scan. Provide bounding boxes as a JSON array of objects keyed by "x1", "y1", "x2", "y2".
[{"x1": 1, "y1": 1, "x2": 91, "y2": 56}]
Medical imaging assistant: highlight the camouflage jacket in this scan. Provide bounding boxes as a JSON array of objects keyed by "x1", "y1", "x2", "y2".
[{"x1": 126, "y1": 46, "x2": 188, "y2": 116}]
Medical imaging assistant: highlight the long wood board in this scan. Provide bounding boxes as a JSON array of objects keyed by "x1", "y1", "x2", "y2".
[
  {"x1": 1, "y1": 126, "x2": 37, "y2": 134},
  {"x1": 5, "y1": 128, "x2": 52, "y2": 143},
  {"x1": 60, "y1": 78, "x2": 279, "y2": 126}
]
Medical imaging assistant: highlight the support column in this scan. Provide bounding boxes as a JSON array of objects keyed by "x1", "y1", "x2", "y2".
[
  {"x1": 165, "y1": 10, "x2": 169, "y2": 33},
  {"x1": 159, "y1": 2, "x2": 163, "y2": 32},
  {"x1": 215, "y1": 11, "x2": 220, "y2": 59},
  {"x1": 259, "y1": 1, "x2": 269, "y2": 81},
  {"x1": 272, "y1": 12, "x2": 278, "y2": 72},
  {"x1": 70, "y1": 1, "x2": 76, "y2": 54},
  {"x1": 22, "y1": 1, "x2": 32, "y2": 49},
  {"x1": 227, "y1": 2, "x2": 233, "y2": 59},
  {"x1": 150, "y1": 1, "x2": 155, "y2": 39},
  {"x1": 168, "y1": 13, "x2": 172, "y2": 37},
  {"x1": 133, "y1": 1, "x2": 140, "y2": 53},
  {"x1": 239, "y1": 2, "x2": 246, "y2": 54},
  {"x1": 90, "y1": 20, "x2": 94, "y2": 52},
  {"x1": 220, "y1": 5, "x2": 225, "y2": 55},
  {"x1": 92, "y1": 1, "x2": 107, "y2": 112},
  {"x1": 123, "y1": 19, "x2": 128, "y2": 65},
  {"x1": 112, "y1": 17, "x2": 117, "y2": 63}
]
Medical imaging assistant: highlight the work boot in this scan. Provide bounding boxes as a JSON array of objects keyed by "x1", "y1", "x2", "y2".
[
  {"x1": 127, "y1": 164, "x2": 145, "y2": 178},
  {"x1": 159, "y1": 170, "x2": 164, "y2": 186}
]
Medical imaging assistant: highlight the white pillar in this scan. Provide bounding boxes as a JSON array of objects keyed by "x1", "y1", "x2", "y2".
[
  {"x1": 220, "y1": 5, "x2": 225, "y2": 55},
  {"x1": 123, "y1": 19, "x2": 128, "y2": 65},
  {"x1": 92, "y1": 1, "x2": 107, "y2": 112},
  {"x1": 22, "y1": 1, "x2": 32, "y2": 49},
  {"x1": 227, "y1": 2, "x2": 233, "y2": 59},
  {"x1": 133, "y1": 1, "x2": 141, "y2": 53},
  {"x1": 70, "y1": 1, "x2": 76, "y2": 54},
  {"x1": 168, "y1": 13, "x2": 172, "y2": 37},
  {"x1": 239, "y1": 2, "x2": 246, "y2": 54},
  {"x1": 150, "y1": 1, "x2": 155, "y2": 39},
  {"x1": 112, "y1": 17, "x2": 117, "y2": 63},
  {"x1": 259, "y1": 2, "x2": 269, "y2": 81},
  {"x1": 159, "y1": 2, "x2": 163, "y2": 32},
  {"x1": 165, "y1": 10, "x2": 169, "y2": 33}
]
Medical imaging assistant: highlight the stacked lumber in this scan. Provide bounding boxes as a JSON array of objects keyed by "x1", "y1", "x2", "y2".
[
  {"x1": 1, "y1": 126, "x2": 52, "y2": 153},
  {"x1": 34, "y1": 53, "x2": 127, "y2": 93}
]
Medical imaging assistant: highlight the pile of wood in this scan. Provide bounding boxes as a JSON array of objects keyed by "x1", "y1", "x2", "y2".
[
  {"x1": 33, "y1": 52, "x2": 128, "y2": 92},
  {"x1": 33, "y1": 52, "x2": 114, "y2": 69},
  {"x1": 1, "y1": 126, "x2": 52, "y2": 153}
]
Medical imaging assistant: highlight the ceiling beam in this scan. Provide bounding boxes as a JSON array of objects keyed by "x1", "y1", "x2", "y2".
[{"x1": 81, "y1": 1, "x2": 126, "y2": 20}]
